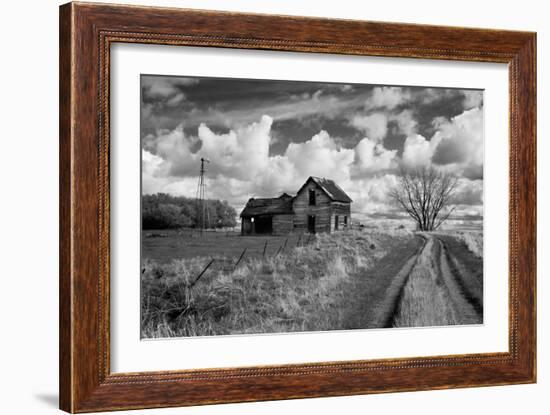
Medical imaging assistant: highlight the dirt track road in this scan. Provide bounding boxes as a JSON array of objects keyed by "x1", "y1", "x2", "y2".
[
  {"x1": 391, "y1": 234, "x2": 483, "y2": 327},
  {"x1": 344, "y1": 232, "x2": 483, "y2": 330}
]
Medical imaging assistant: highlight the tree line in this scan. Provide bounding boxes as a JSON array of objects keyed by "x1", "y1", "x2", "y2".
[{"x1": 142, "y1": 193, "x2": 237, "y2": 230}]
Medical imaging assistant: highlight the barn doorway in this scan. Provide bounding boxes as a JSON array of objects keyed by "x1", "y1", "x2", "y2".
[
  {"x1": 254, "y1": 215, "x2": 273, "y2": 234},
  {"x1": 307, "y1": 215, "x2": 316, "y2": 233}
]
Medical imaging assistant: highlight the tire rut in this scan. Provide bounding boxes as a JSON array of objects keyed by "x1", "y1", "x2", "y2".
[
  {"x1": 391, "y1": 234, "x2": 482, "y2": 328},
  {"x1": 435, "y1": 236, "x2": 483, "y2": 318}
]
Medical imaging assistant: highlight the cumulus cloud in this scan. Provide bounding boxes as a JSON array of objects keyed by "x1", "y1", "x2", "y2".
[
  {"x1": 141, "y1": 75, "x2": 486, "y2": 225},
  {"x1": 432, "y1": 108, "x2": 483, "y2": 179},
  {"x1": 391, "y1": 109, "x2": 417, "y2": 136},
  {"x1": 396, "y1": 107, "x2": 483, "y2": 179},
  {"x1": 350, "y1": 113, "x2": 388, "y2": 141},
  {"x1": 401, "y1": 134, "x2": 440, "y2": 168},
  {"x1": 151, "y1": 125, "x2": 197, "y2": 177},
  {"x1": 163, "y1": 176, "x2": 254, "y2": 208},
  {"x1": 144, "y1": 116, "x2": 355, "y2": 203},
  {"x1": 366, "y1": 86, "x2": 411, "y2": 110},
  {"x1": 454, "y1": 178, "x2": 483, "y2": 206},
  {"x1": 142, "y1": 149, "x2": 173, "y2": 195},
  {"x1": 346, "y1": 174, "x2": 399, "y2": 215},
  {"x1": 144, "y1": 115, "x2": 274, "y2": 181},
  {"x1": 141, "y1": 77, "x2": 198, "y2": 107},
  {"x1": 197, "y1": 115, "x2": 272, "y2": 180},
  {"x1": 353, "y1": 137, "x2": 398, "y2": 175},
  {"x1": 462, "y1": 90, "x2": 483, "y2": 110},
  {"x1": 349, "y1": 109, "x2": 416, "y2": 143},
  {"x1": 284, "y1": 130, "x2": 354, "y2": 185},
  {"x1": 144, "y1": 107, "x2": 483, "y2": 222}
]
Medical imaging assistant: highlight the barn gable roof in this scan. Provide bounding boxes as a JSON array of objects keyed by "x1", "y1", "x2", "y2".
[
  {"x1": 240, "y1": 194, "x2": 294, "y2": 217},
  {"x1": 297, "y1": 176, "x2": 353, "y2": 203},
  {"x1": 240, "y1": 178, "x2": 351, "y2": 217}
]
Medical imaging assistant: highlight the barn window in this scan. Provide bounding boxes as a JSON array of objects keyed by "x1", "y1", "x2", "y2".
[
  {"x1": 335, "y1": 215, "x2": 339, "y2": 230},
  {"x1": 344, "y1": 216, "x2": 348, "y2": 226},
  {"x1": 309, "y1": 189, "x2": 316, "y2": 206}
]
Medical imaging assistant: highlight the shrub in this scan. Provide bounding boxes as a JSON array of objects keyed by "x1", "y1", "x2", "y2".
[{"x1": 142, "y1": 193, "x2": 237, "y2": 229}]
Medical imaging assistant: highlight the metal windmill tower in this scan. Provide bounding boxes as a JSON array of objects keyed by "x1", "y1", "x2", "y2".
[{"x1": 195, "y1": 157, "x2": 210, "y2": 235}]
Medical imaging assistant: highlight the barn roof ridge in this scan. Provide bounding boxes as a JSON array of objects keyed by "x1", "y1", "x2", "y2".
[
  {"x1": 240, "y1": 176, "x2": 352, "y2": 217},
  {"x1": 300, "y1": 176, "x2": 353, "y2": 203}
]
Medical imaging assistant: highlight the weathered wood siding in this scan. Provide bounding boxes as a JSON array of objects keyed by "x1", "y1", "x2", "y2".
[
  {"x1": 292, "y1": 181, "x2": 332, "y2": 233},
  {"x1": 331, "y1": 202, "x2": 352, "y2": 231},
  {"x1": 272, "y1": 214, "x2": 294, "y2": 235},
  {"x1": 242, "y1": 182, "x2": 351, "y2": 235},
  {"x1": 241, "y1": 217, "x2": 253, "y2": 235}
]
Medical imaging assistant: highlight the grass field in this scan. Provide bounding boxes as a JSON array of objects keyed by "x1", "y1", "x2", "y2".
[
  {"x1": 143, "y1": 229, "x2": 307, "y2": 263},
  {"x1": 140, "y1": 228, "x2": 483, "y2": 338}
]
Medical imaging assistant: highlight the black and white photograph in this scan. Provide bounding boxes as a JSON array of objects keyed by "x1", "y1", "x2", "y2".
[{"x1": 140, "y1": 75, "x2": 484, "y2": 339}]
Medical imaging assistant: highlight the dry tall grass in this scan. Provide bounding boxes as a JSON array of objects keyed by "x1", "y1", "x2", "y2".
[
  {"x1": 392, "y1": 237, "x2": 457, "y2": 327},
  {"x1": 454, "y1": 231, "x2": 483, "y2": 258},
  {"x1": 435, "y1": 230, "x2": 483, "y2": 258},
  {"x1": 141, "y1": 230, "x2": 402, "y2": 338}
]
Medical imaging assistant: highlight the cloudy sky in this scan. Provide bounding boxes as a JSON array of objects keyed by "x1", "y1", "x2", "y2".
[{"x1": 141, "y1": 75, "x2": 484, "y2": 225}]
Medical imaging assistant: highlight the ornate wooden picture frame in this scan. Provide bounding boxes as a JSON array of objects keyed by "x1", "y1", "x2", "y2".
[{"x1": 59, "y1": 2, "x2": 536, "y2": 412}]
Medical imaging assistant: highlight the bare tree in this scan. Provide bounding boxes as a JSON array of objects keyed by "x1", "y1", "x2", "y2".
[{"x1": 389, "y1": 166, "x2": 458, "y2": 231}]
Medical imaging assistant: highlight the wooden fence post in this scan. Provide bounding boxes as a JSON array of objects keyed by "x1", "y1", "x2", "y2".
[
  {"x1": 190, "y1": 259, "x2": 215, "y2": 288},
  {"x1": 281, "y1": 238, "x2": 288, "y2": 253},
  {"x1": 234, "y1": 248, "x2": 247, "y2": 269}
]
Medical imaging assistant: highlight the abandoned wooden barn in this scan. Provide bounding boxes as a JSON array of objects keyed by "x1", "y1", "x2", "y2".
[{"x1": 240, "y1": 177, "x2": 352, "y2": 235}]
